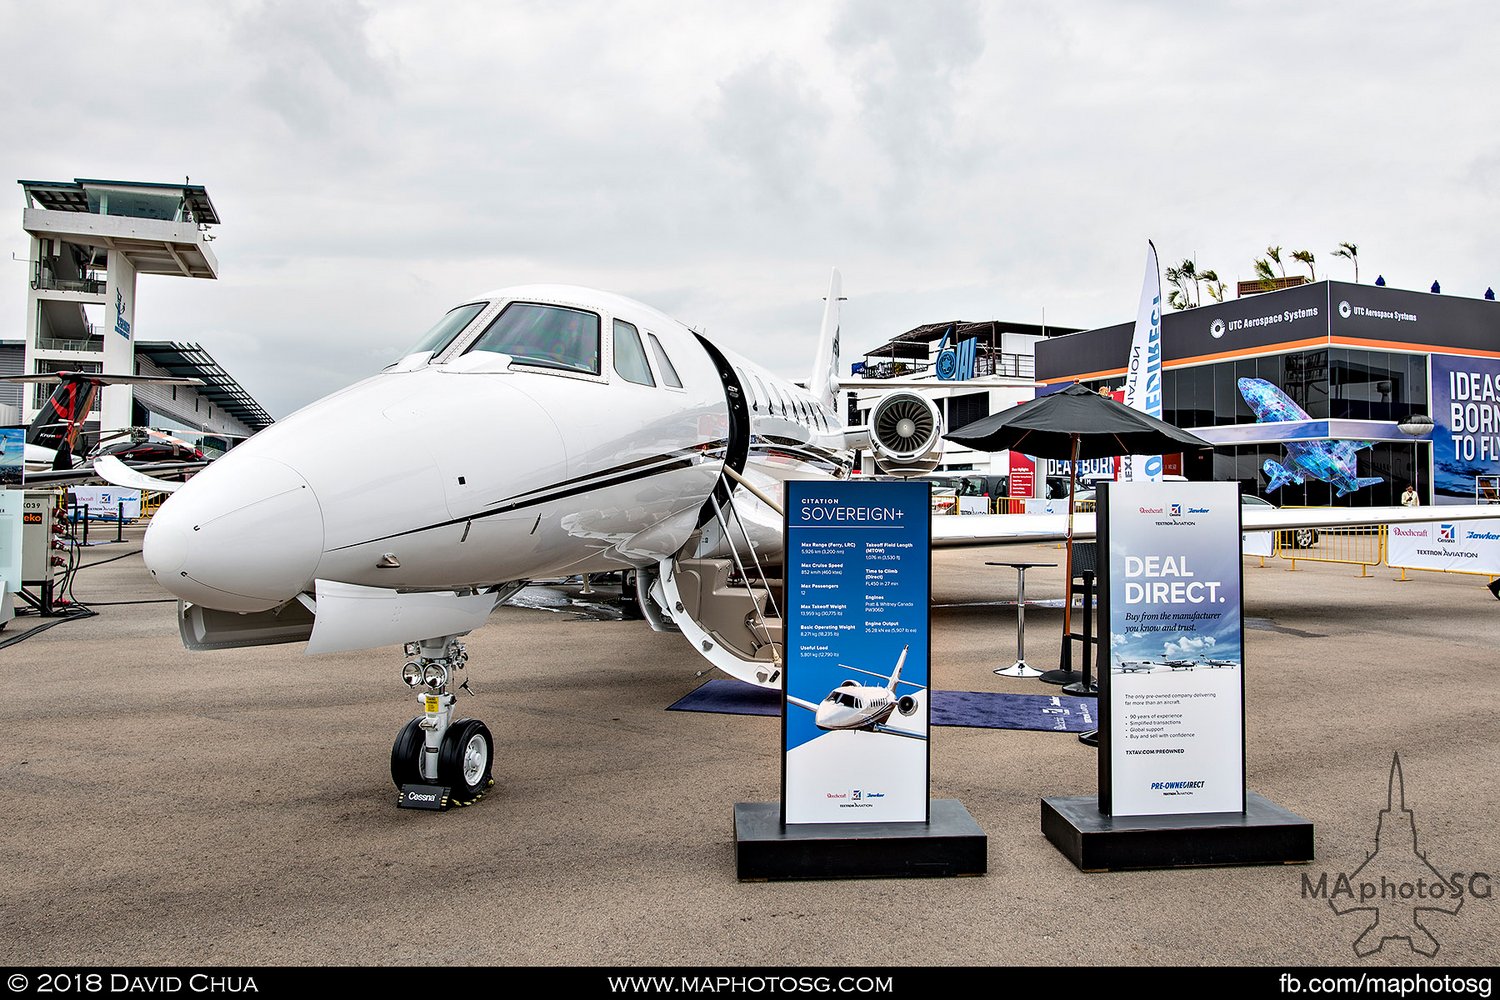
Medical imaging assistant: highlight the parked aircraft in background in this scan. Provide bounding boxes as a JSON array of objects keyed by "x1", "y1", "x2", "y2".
[
  {"x1": 785, "y1": 645, "x2": 925, "y2": 741},
  {"x1": 136, "y1": 273, "x2": 1500, "y2": 804},
  {"x1": 1, "y1": 371, "x2": 208, "y2": 491},
  {"x1": 1237, "y1": 377, "x2": 1383, "y2": 496}
]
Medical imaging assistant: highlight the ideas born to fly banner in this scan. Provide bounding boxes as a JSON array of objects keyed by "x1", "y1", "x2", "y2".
[
  {"x1": 782, "y1": 480, "x2": 930, "y2": 825},
  {"x1": 1100, "y1": 480, "x2": 1246, "y2": 817}
]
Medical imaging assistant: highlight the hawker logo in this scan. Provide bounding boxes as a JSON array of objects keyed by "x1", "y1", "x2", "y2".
[
  {"x1": 1339, "y1": 300, "x2": 1353, "y2": 318},
  {"x1": 1300, "y1": 754, "x2": 1491, "y2": 958},
  {"x1": 1188, "y1": 506, "x2": 1210, "y2": 514},
  {"x1": 1438, "y1": 524, "x2": 1456, "y2": 542},
  {"x1": 1467, "y1": 530, "x2": 1500, "y2": 540},
  {"x1": 1210, "y1": 318, "x2": 1226, "y2": 339}
]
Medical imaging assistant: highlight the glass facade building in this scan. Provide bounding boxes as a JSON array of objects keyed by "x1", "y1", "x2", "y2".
[{"x1": 1036, "y1": 280, "x2": 1500, "y2": 508}]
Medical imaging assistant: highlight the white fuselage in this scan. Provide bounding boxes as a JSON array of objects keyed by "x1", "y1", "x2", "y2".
[
  {"x1": 814, "y1": 684, "x2": 898, "y2": 731},
  {"x1": 144, "y1": 284, "x2": 849, "y2": 615}
]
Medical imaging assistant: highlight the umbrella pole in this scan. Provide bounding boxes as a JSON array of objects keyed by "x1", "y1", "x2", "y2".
[{"x1": 1062, "y1": 435, "x2": 1078, "y2": 672}]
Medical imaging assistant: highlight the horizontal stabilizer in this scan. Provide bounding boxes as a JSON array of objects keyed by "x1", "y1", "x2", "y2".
[
  {"x1": 305, "y1": 580, "x2": 503, "y2": 654},
  {"x1": 1262, "y1": 458, "x2": 1302, "y2": 493},
  {"x1": 93, "y1": 454, "x2": 186, "y2": 493},
  {"x1": 0, "y1": 372, "x2": 205, "y2": 386}
]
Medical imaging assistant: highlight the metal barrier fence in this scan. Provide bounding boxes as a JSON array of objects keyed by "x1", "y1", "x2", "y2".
[{"x1": 1275, "y1": 506, "x2": 1385, "y2": 576}]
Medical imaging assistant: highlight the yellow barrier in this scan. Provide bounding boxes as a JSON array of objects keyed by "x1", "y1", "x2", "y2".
[{"x1": 1275, "y1": 507, "x2": 1385, "y2": 577}]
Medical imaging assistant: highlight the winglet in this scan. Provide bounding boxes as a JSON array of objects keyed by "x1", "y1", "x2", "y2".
[{"x1": 809, "y1": 268, "x2": 843, "y2": 415}]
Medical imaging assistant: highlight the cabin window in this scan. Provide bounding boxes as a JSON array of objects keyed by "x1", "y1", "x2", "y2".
[
  {"x1": 465, "y1": 302, "x2": 600, "y2": 375},
  {"x1": 613, "y1": 320, "x2": 655, "y2": 386},
  {"x1": 402, "y1": 302, "x2": 486, "y2": 361},
  {"x1": 648, "y1": 333, "x2": 684, "y2": 388}
]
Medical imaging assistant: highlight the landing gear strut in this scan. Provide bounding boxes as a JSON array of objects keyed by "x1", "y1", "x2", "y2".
[{"x1": 391, "y1": 636, "x2": 494, "y2": 805}]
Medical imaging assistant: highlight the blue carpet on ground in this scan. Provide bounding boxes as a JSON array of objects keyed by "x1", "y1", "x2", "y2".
[{"x1": 667, "y1": 678, "x2": 1095, "y2": 734}]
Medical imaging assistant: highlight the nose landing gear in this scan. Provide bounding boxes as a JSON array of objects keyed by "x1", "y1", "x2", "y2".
[{"x1": 391, "y1": 636, "x2": 494, "y2": 806}]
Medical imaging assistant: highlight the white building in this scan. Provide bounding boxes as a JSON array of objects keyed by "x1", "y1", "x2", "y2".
[{"x1": 14, "y1": 177, "x2": 269, "y2": 443}]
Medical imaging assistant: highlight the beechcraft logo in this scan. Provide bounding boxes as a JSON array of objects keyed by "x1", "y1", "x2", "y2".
[{"x1": 1438, "y1": 524, "x2": 1456, "y2": 542}]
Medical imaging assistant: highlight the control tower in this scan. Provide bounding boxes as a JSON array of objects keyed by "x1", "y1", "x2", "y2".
[{"x1": 19, "y1": 177, "x2": 220, "y2": 432}]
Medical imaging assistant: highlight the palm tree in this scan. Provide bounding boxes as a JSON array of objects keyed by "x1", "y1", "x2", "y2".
[
  {"x1": 1202, "y1": 269, "x2": 1227, "y2": 303},
  {"x1": 1290, "y1": 249, "x2": 1316, "y2": 281},
  {"x1": 1253, "y1": 257, "x2": 1279, "y2": 291},
  {"x1": 1165, "y1": 259, "x2": 1200, "y2": 310},
  {"x1": 1331, "y1": 241, "x2": 1359, "y2": 282},
  {"x1": 1266, "y1": 246, "x2": 1286, "y2": 277}
]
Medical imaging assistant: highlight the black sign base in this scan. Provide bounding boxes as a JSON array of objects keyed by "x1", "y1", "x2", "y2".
[
  {"x1": 734, "y1": 799, "x2": 986, "y2": 881},
  {"x1": 398, "y1": 784, "x2": 451, "y2": 811},
  {"x1": 1041, "y1": 791, "x2": 1313, "y2": 872}
]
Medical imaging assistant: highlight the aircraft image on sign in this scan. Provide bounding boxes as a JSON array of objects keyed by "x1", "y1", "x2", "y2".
[
  {"x1": 785, "y1": 645, "x2": 925, "y2": 741},
  {"x1": 1237, "y1": 377, "x2": 1383, "y2": 496},
  {"x1": 1115, "y1": 659, "x2": 1159, "y2": 674},
  {"x1": 1199, "y1": 657, "x2": 1238, "y2": 669},
  {"x1": 135, "y1": 271, "x2": 1500, "y2": 804},
  {"x1": 0, "y1": 371, "x2": 210, "y2": 492},
  {"x1": 1165, "y1": 658, "x2": 1200, "y2": 671}
]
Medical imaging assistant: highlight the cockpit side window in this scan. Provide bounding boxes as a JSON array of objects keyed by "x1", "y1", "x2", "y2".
[
  {"x1": 613, "y1": 319, "x2": 655, "y2": 386},
  {"x1": 465, "y1": 302, "x2": 601, "y2": 375},
  {"x1": 400, "y1": 302, "x2": 486, "y2": 362},
  {"x1": 647, "y1": 333, "x2": 684, "y2": 388}
]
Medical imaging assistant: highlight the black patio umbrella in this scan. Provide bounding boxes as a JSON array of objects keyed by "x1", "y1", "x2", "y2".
[{"x1": 945, "y1": 384, "x2": 1213, "y2": 678}]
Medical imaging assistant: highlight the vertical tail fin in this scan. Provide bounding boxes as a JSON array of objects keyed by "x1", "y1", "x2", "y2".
[
  {"x1": 809, "y1": 268, "x2": 843, "y2": 416},
  {"x1": 28, "y1": 376, "x2": 99, "y2": 468},
  {"x1": 887, "y1": 644, "x2": 909, "y2": 691}
]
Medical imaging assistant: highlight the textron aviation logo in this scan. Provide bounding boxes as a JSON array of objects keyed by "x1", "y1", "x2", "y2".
[
  {"x1": 1301, "y1": 754, "x2": 1491, "y2": 957},
  {"x1": 1210, "y1": 319, "x2": 1226, "y2": 339},
  {"x1": 1439, "y1": 524, "x2": 1456, "y2": 543},
  {"x1": 1339, "y1": 300, "x2": 1353, "y2": 318}
]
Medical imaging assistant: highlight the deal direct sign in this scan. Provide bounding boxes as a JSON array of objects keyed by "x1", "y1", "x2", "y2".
[
  {"x1": 1430, "y1": 353, "x2": 1500, "y2": 504},
  {"x1": 1387, "y1": 519, "x2": 1500, "y2": 575},
  {"x1": 783, "y1": 480, "x2": 930, "y2": 824},
  {"x1": 1099, "y1": 480, "x2": 1246, "y2": 817}
]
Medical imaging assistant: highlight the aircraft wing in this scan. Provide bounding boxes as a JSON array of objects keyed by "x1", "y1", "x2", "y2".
[
  {"x1": 929, "y1": 504, "x2": 1500, "y2": 548},
  {"x1": 870, "y1": 722, "x2": 927, "y2": 741},
  {"x1": 21, "y1": 457, "x2": 205, "y2": 490},
  {"x1": 786, "y1": 694, "x2": 820, "y2": 714}
]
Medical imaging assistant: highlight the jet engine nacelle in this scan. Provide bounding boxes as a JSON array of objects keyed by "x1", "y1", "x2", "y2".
[
  {"x1": 896, "y1": 694, "x2": 918, "y2": 717},
  {"x1": 868, "y1": 391, "x2": 943, "y2": 478}
]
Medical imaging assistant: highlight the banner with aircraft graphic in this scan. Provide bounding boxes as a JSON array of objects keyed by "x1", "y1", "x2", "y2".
[
  {"x1": 782, "y1": 479, "x2": 930, "y2": 825},
  {"x1": 1100, "y1": 480, "x2": 1246, "y2": 817},
  {"x1": 1430, "y1": 353, "x2": 1500, "y2": 505}
]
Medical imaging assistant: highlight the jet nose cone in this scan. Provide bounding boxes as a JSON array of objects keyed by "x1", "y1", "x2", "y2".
[{"x1": 144, "y1": 457, "x2": 323, "y2": 612}]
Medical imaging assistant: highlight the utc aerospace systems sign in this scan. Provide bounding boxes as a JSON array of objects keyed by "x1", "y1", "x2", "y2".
[{"x1": 783, "y1": 480, "x2": 930, "y2": 824}]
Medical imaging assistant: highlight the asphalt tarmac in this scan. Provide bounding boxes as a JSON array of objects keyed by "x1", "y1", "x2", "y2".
[{"x1": 2, "y1": 526, "x2": 1496, "y2": 967}]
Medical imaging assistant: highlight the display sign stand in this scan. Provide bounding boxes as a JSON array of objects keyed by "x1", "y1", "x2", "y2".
[
  {"x1": 734, "y1": 480, "x2": 985, "y2": 881},
  {"x1": 1041, "y1": 481, "x2": 1312, "y2": 871}
]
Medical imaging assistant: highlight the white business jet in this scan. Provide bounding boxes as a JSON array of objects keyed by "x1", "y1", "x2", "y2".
[
  {"x1": 785, "y1": 645, "x2": 925, "y2": 740},
  {"x1": 140, "y1": 270, "x2": 1500, "y2": 804}
]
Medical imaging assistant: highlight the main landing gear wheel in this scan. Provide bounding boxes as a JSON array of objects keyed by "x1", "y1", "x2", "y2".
[
  {"x1": 439, "y1": 718, "x2": 494, "y2": 805},
  {"x1": 391, "y1": 717, "x2": 425, "y2": 788}
]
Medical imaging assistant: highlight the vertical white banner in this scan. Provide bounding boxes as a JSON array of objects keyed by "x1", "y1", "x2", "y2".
[
  {"x1": 1105, "y1": 481, "x2": 1245, "y2": 816},
  {"x1": 1120, "y1": 242, "x2": 1164, "y2": 483}
]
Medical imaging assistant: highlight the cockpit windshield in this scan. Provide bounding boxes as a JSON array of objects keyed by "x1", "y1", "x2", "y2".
[
  {"x1": 400, "y1": 302, "x2": 486, "y2": 362},
  {"x1": 822, "y1": 691, "x2": 862, "y2": 709},
  {"x1": 464, "y1": 302, "x2": 601, "y2": 375}
]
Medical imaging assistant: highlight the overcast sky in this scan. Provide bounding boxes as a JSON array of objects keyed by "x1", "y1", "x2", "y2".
[{"x1": 1, "y1": 1, "x2": 1496, "y2": 419}]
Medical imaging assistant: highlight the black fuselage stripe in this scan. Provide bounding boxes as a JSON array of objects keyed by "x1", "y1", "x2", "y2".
[
  {"x1": 328, "y1": 457, "x2": 700, "y2": 551},
  {"x1": 488, "y1": 440, "x2": 727, "y2": 507}
]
